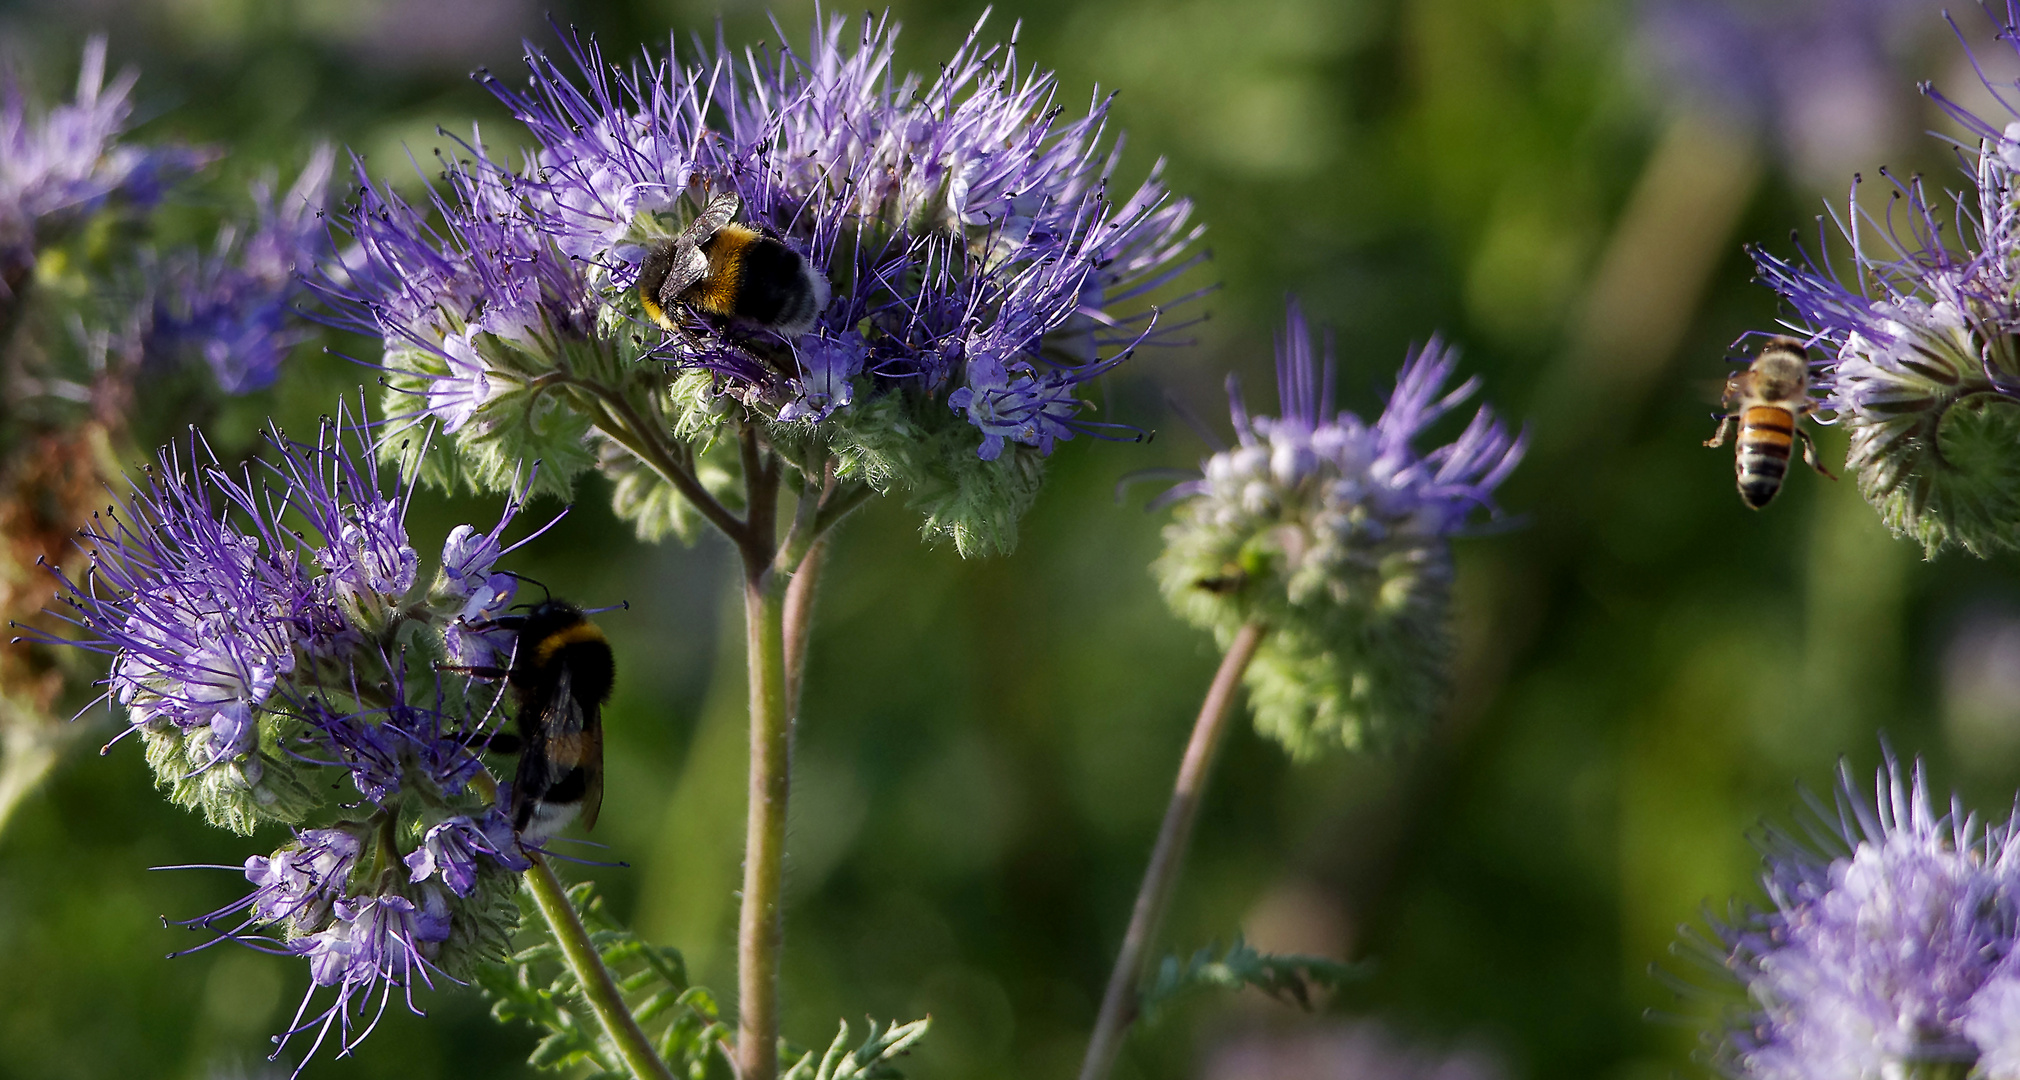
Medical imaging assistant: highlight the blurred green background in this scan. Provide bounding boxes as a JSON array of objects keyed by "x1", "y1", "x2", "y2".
[{"x1": 1, "y1": 0, "x2": 2013, "y2": 1077}]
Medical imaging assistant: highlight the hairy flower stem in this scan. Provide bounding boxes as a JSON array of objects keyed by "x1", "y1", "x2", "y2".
[
  {"x1": 737, "y1": 562, "x2": 789, "y2": 1080},
  {"x1": 736, "y1": 427, "x2": 790, "y2": 1080},
  {"x1": 1078, "y1": 621, "x2": 1269, "y2": 1080},
  {"x1": 782, "y1": 539, "x2": 827, "y2": 718},
  {"x1": 524, "y1": 855, "x2": 677, "y2": 1080}
]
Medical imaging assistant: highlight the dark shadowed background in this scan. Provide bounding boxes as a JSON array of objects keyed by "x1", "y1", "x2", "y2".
[{"x1": 0, "y1": 0, "x2": 2010, "y2": 1077}]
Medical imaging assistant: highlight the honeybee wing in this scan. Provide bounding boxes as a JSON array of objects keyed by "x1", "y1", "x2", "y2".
[{"x1": 510, "y1": 664, "x2": 605, "y2": 834}]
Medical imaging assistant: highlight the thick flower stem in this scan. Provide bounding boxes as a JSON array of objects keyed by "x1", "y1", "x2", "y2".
[
  {"x1": 524, "y1": 855, "x2": 677, "y2": 1080},
  {"x1": 1077, "y1": 621, "x2": 1269, "y2": 1080},
  {"x1": 736, "y1": 557, "x2": 790, "y2": 1080}
]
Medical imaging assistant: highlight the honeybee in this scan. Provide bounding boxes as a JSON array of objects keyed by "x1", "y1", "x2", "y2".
[
  {"x1": 1704, "y1": 336, "x2": 1835, "y2": 509},
  {"x1": 636, "y1": 191, "x2": 830, "y2": 344},
  {"x1": 454, "y1": 599, "x2": 614, "y2": 844}
]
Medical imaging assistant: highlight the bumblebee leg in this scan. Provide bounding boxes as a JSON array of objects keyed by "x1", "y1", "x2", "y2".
[
  {"x1": 1703, "y1": 414, "x2": 1734, "y2": 448},
  {"x1": 1797, "y1": 427, "x2": 1837, "y2": 479},
  {"x1": 436, "y1": 663, "x2": 511, "y2": 679}
]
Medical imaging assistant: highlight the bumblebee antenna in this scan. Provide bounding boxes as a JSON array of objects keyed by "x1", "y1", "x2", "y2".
[{"x1": 499, "y1": 571, "x2": 553, "y2": 605}]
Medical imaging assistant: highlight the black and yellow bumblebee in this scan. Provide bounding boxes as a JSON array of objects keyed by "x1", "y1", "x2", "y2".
[
  {"x1": 636, "y1": 190, "x2": 831, "y2": 343},
  {"x1": 463, "y1": 599, "x2": 615, "y2": 844}
]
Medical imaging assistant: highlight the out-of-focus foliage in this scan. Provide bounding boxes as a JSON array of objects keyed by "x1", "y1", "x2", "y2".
[{"x1": 0, "y1": 0, "x2": 2004, "y2": 1079}]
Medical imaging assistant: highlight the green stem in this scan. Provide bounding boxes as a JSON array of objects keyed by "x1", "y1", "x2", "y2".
[
  {"x1": 1077, "y1": 621, "x2": 1268, "y2": 1080},
  {"x1": 524, "y1": 856, "x2": 677, "y2": 1080},
  {"x1": 582, "y1": 389, "x2": 749, "y2": 548},
  {"x1": 736, "y1": 553, "x2": 790, "y2": 1080}
]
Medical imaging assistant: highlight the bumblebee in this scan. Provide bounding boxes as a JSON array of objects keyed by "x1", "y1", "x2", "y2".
[
  {"x1": 637, "y1": 190, "x2": 830, "y2": 342},
  {"x1": 1704, "y1": 336, "x2": 1835, "y2": 509},
  {"x1": 465, "y1": 599, "x2": 615, "y2": 844}
]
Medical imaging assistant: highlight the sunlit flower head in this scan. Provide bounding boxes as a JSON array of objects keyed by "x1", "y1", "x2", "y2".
[
  {"x1": 1750, "y1": 2, "x2": 2020, "y2": 557},
  {"x1": 1699, "y1": 753, "x2": 2020, "y2": 1079},
  {"x1": 1155, "y1": 299, "x2": 1522, "y2": 757}
]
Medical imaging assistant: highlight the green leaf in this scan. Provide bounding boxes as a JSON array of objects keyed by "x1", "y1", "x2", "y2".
[
  {"x1": 1140, "y1": 935, "x2": 1367, "y2": 1021},
  {"x1": 780, "y1": 1017, "x2": 932, "y2": 1080},
  {"x1": 477, "y1": 877, "x2": 727, "y2": 1077}
]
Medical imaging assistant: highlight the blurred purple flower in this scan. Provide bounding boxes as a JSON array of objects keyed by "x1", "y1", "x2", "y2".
[
  {"x1": 1165, "y1": 299, "x2": 1524, "y2": 557},
  {"x1": 1636, "y1": 0, "x2": 1928, "y2": 180},
  {"x1": 0, "y1": 36, "x2": 207, "y2": 290},
  {"x1": 149, "y1": 146, "x2": 335, "y2": 393},
  {"x1": 1707, "y1": 753, "x2": 2020, "y2": 1078}
]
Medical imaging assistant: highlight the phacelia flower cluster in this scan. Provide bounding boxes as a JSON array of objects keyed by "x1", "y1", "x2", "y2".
[
  {"x1": 34, "y1": 405, "x2": 548, "y2": 1070},
  {"x1": 0, "y1": 36, "x2": 205, "y2": 296},
  {"x1": 1749, "y1": 3, "x2": 2020, "y2": 557},
  {"x1": 1155, "y1": 301, "x2": 1523, "y2": 758},
  {"x1": 1704, "y1": 754, "x2": 2020, "y2": 1080},
  {"x1": 312, "y1": 12, "x2": 1201, "y2": 555},
  {"x1": 148, "y1": 146, "x2": 334, "y2": 394}
]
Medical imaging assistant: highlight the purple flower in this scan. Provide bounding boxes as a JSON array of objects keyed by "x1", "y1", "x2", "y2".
[
  {"x1": 1156, "y1": 300, "x2": 1523, "y2": 757},
  {"x1": 1706, "y1": 754, "x2": 2020, "y2": 1079},
  {"x1": 242, "y1": 828, "x2": 364, "y2": 935},
  {"x1": 1636, "y1": 0, "x2": 1926, "y2": 181},
  {"x1": 404, "y1": 811, "x2": 530, "y2": 897},
  {"x1": 1747, "y1": 4, "x2": 2020, "y2": 556},
  {"x1": 278, "y1": 888, "x2": 452, "y2": 1066},
  {"x1": 0, "y1": 37, "x2": 207, "y2": 287},
  {"x1": 149, "y1": 146, "x2": 334, "y2": 393},
  {"x1": 480, "y1": 12, "x2": 1199, "y2": 446}
]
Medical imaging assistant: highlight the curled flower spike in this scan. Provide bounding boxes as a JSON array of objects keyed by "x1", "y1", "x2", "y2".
[
  {"x1": 1696, "y1": 752, "x2": 2020, "y2": 1080},
  {"x1": 1155, "y1": 301, "x2": 1523, "y2": 758},
  {"x1": 26, "y1": 401, "x2": 575, "y2": 1070},
  {"x1": 1750, "y1": 2, "x2": 2020, "y2": 556}
]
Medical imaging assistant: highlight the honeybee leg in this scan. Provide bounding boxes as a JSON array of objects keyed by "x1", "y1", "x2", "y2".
[
  {"x1": 480, "y1": 731, "x2": 524, "y2": 756},
  {"x1": 1796, "y1": 427, "x2": 1837, "y2": 479},
  {"x1": 1703, "y1": 414, "x2": 1735, "y2": 448}
]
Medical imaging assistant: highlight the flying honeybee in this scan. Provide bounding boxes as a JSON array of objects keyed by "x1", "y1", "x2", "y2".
[
  {"x1": 452, "y1": 598, "x2": 615, "y2": 844},
  {"x1": 1703, "y1": 336, "x2": 1835, "y2": 509},
  {"x1": 636, "y1": 190, "x2": 830, "y2": 345}
]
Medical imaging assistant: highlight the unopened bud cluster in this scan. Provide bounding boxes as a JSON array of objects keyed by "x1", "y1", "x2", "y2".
[{"x1": 1156, "y1": 303, "x2": 1522, "y2": 758}]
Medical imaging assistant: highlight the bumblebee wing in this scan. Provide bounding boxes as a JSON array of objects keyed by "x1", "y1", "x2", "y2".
[
  {"x1": 658, "y1": 243, "x2": 711, "y2": 308},
  {"x1": 680, "y1": 191, "x2": 740, "y2": 244},
  {"x1": 510, "y1": 665, "x2": 604, "y2": 834}
]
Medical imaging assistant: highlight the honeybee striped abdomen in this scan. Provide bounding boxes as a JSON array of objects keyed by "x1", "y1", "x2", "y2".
[{"x1": 1736, "y1": 405, "x2": 1796, "y2": 508}]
